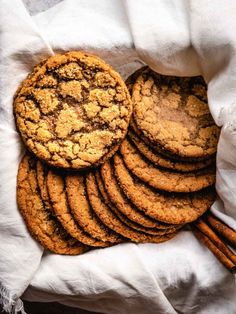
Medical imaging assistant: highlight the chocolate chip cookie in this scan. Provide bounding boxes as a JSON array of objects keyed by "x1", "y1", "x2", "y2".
[{"x1": 14, "y1": 51, "x2": 132, "y2": 169}]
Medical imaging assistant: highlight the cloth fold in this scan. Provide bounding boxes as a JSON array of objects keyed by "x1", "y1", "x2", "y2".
[{"x1": 0, "y1": 0, "x2": 236, "y2": 313}]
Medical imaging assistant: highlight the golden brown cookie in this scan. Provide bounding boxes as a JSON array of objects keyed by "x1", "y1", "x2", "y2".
[
  {"x1": 113, "y1": 154, "x2": 216, "y2": 224},
  {"x1": 17, "y1": 154, "x2": 86, "y2": 255},
  {"x1": 125, "y1": 67, "x2": 147, "y2": 95},
  {"x1": 47, "y1": 169, "x2": 110, "y2": 247},
  {"x1": 86, "y1": 172, "x2": 178, "y2": 243},
  {"x1": 130, "y1": 116, "x2": 215, "y2": 163},
  {"x1": 66, "y1": 173, "x2": 123, "y2": 243},
  {"x1": 95, "y1": 171, "x2": 179, "y2": 235},
  {"x1": 100, "y1": 159, "x2": 178, "y2": 230},
  {"x1": 14, "y1": 51, "x2": 132, "y2": 169},
  {"x1": 36, "y1": 160, "x2": 51, "y2": 211},
  {"x1": 128, "y1": 130, "x2": 214, "y2": 172},
  {"x1": 130, "y1": 117, "x2": 186, "y2": 161},
  {"x1": 132, "y1": 68, "x2": 220, "y2": 160},
  {"x1": 120, "y1": 138, "x2": 216, "y2": 193}
]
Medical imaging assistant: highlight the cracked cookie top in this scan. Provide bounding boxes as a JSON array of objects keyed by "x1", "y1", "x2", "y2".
[
  {"x1": 14, "y1": 51, "x2": 132, "y2": 169},
  {"x1": 132, "y1": 68, "x2": 220, "y2": 160}
]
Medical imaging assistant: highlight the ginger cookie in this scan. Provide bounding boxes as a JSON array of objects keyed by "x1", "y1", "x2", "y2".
[
  {"x1": 130, "y1": 116, "x2": 211, "y2": 162},
  {"x1": 86, "y1": 172, "x2": 177, "y2": 243},
  {"x1": 120, "y1": 138, "x2": 216, "y2": 193},
  {"x1": 132, "y1": 68, "x2": 220, "y2": 160},
  {"x1": 14, "y1": 51, "x2": 132, "y2": 169},
  {"x1": 66, "y1": 173, "x2": 123, "y2": 244},
  {"x1": 129, "y1": 117, "x2": 188, "y2": 161},
  {"x1": 100, "y1": 159, "x2": 177, "y2": 230},
  {"x1": 95, "y1": 171, "x2": 178, "y2": 235},
  {"x1": 125, "y1": 67, "x2": 147, "y2": 95},
  {"x1": 113, "y1": 154, "x2": 216, "y2": 224},
  {"x1": 128, "y1": 130, "x2": 214, "y2": 172},
  {"x1": 36, "y1": 160, "x2": 51, "y2": 211},
  {"x1": 47, "y1": 169, "x2": 110, "y2": 247},
  {"x1": 17, "y1": 154, "x2": 86, "y2": 255}
]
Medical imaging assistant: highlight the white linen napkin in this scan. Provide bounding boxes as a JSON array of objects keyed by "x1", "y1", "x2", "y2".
[{"x1": 0, "y1": 0, "x2": 236, "y2": 313}]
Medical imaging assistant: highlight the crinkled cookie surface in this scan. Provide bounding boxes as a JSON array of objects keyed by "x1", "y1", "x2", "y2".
[{"x1": 14, "y1": 51, "x2": 132, "y2": 169}]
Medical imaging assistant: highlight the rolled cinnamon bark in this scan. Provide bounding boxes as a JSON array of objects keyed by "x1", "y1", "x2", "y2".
[
  {"x1": 206, "y1": 214, "x2": 236, "y2": 247},
  {"x1": 192, "y1": 226, "x2": 236, "y2": 274},
  {"x1": 194, "y1": 219, "x2": 236, "y2": 264}
]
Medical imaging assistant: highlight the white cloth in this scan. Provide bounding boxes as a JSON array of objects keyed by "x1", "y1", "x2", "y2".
[{"x1": 0, "y1": 0, "x2": 236, "y2": 313}]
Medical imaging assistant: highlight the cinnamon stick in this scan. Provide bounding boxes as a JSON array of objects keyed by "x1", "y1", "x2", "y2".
[
  {"x1": 194, "y1": 219, "x2": 236, "y2": 264},
  {"x1": 192, "y1": 226, "x2": 236, "y2": 274},
  {"x1": 206, "y1": 214, "x2": 236, "y2": 247}
]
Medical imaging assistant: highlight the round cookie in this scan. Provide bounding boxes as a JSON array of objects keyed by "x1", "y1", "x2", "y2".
[
  {"x1": 17, "y1": 154, "x2": 86, "y2": 255},
  {"x1": 47, "y1": 169, "x2": 110, "y2": 247},
  {"x1": 128, "y1": 130, "x2": 214, "y2": 172},
  {"x1": 86, "y1": 172, "x2": 177, "y2": 243},
  {"x1": 95, "y1": 171, "x2": 179, "y2": 235},
  {"x1": 113, "y1": 154, "x2": 216, "y2": 224},
  {"x1": 132, "y1": 68, "x2": 220, "y2": 160},
  {"x1": 14, "y1": 51, "x2": 132, "y2": 169},
  {"x1": 100, "y1": 160, "x2": 178, "y2": 230},
  {"x1": 66, "y1": 173, "x2": 123, "y2": 243},
  {"x1": 120, "y1": 138, "x2": 216, "y2": 193}
]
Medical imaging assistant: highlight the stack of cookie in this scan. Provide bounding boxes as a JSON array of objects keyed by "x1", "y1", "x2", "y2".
[
  {"x1": 15, "y1": 52, "x2": 219, "y2": 255},
  {"x1": 91, "y1": 68, "x2": 218, "y2": 243}
]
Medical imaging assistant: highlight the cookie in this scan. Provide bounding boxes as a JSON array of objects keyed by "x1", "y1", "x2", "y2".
[
  {"x1": 113, "y1": 154, "x2": 216, "y2": 224},
  {"x1": 47, "y1": 169, "x2": 110, "y2": 247},
  {"x1": 120, "y1": 138, "x2": 216, "y2": 193},
  {"x1": 125, "y1": 67, "x2": 147, "y2": 95},
  {"x1": 132, "y1": 68, "x2": 220, "y2": 160},
  {"x1": 130, "y1": 117, "x2": 188, "y2": 161},
  {"x1": 66, "y1": 173, "x2": 123, "y2": 243},
  {"x1": 36, "y1": 160, "x2": 51, "y2": 211},
  {"x1": 14, "y1": 51, "x2": 132, "y2": 169},
  {"x1": 128, "y1": 130, "x2": 214, "y2": 172},
  {"x1": 17, "y1": 154, "x2": 86, "y2": 255},
  {"x1": 86, "y1": 172, "x2": 177, "y2": 243},
  {"x1": 95, "y1": 171, "x2": 178, "y2": 235},
  {"x1": 100, "y1": 159, "x2": 178, "y2": 230}
]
